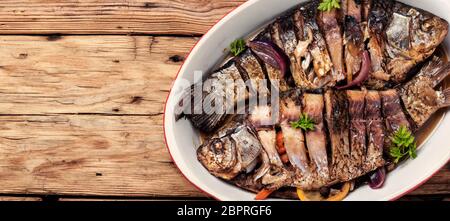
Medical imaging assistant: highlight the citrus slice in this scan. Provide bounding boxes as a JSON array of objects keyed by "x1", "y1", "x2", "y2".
[{"x1": 297, "y1": 182, "x2": 351, "y2": 201}]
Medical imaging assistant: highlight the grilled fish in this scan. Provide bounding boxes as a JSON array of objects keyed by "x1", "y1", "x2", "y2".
[{"x1": 195, "y1": 57, "x2": 450, "y2": 194}]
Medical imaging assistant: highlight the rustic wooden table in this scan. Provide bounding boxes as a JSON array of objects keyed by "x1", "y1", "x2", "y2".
[{"x1": 0, "y1": 0, "x2": 448, "y2": 201}]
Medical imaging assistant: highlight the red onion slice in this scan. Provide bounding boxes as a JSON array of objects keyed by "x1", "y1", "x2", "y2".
[
  {"x1": 369, "y1": 167, "x2": 386, "y2": 189},
  {"x1": 248, "y1": 40, "x2": 290, "y2": 78},
  {"x1": 336, "y1": 50, "x2": 372, "y2": 90}
]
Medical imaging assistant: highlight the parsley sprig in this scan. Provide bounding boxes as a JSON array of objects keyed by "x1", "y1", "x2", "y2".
[
  {"x1": 230, "y1": 39, "x2": 246, "y2": 56},
  {"x1": 318, "y1": 0, "x2": 341, "y2": 12},
  {"x1": 389, "y1": 126, "x2": 417, "y2": 163},
  {"x1": 291, "y1": 113, "x2": 315, "y2": 131}
]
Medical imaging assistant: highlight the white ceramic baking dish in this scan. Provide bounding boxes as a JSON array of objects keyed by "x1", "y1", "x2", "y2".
[{"x1": 164, "y1": 0, "x2": 450, "y2": 201}]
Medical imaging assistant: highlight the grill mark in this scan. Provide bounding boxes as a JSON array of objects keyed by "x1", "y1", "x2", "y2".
[{"x1": 398, "y1": 89, "x2": 419, "y2": 132}]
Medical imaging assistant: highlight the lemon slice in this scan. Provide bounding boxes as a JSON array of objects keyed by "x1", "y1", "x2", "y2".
[{"x1": 297, "y1": 182, "x2": 351, "y2": 201}]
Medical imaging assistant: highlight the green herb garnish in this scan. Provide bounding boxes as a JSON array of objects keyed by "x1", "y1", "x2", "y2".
[
  {"x1": 318, "y1": 0, "x2": 341, "y2": 12},
  {"x1": 291, "y1": 113, "x2": 315, "y2": 131},
  {"x1": 389, "y1": 126, "x2": 417, "y2": 164},
  {"x1": 230, "y1": 39, "x2": 246, "y2": 56}
]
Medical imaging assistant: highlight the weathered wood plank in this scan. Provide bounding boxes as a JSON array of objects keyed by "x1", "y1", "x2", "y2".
[
  {"x1": 0, "y1": 35, "x2": 198, "y2": 115},
  {"x1": 0, "y1": 35, "x2": 205, "y2": 197},
  {"x1": 0, "y1": 0, "x2": 245, "y2": 35},
  {"x1": 0, "y1": 196, "x2": 42, "y2": 201},
  {"x1": 0, "y1": 115, "x2": 204, "y2": 197}
]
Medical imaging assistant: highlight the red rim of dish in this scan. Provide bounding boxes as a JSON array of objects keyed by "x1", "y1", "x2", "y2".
[{"x1": 163, "y1": 0, "x2": 449, "y2": 201}]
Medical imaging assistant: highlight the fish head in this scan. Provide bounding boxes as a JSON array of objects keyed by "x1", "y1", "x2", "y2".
[
  {"x1": 408, "y1": 8, "x2": 448, "y2": 54},
  {"x1": 197, "y1": 136, "x2": 238, "y2": 180},
  {"x1": 386, "y1": 4, "x2": 449, "y2": 53},
  {"x1": 197, "y1": 124, "x2": 262, "y2": 181},
  {"x1": 386, "y1": 3, "x2": 449, "y2": 83}
]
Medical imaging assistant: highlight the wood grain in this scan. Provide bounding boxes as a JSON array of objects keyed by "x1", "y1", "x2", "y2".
[
  {"x1": 0, "y1": 115, "x2": 203, "y2": 197},
  {"x1": 0, "y1": 0, "x2": 245, "y2": 35},
  {"x1": 0, "y1": 35, "x2": 198, "y2": 115},
  {"x1": 0, "y1": 35, "x2": 204, "y2": 197},
  {"x1": 0, "y1": 35, "x2": 446, "y2": 198},
  {"x1": 0, "y1": 196, "x2": 42, "y2": 201}
]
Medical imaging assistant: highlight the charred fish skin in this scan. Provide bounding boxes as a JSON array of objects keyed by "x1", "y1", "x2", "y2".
[
  {"x1": 400, "y1": 57, "x2": 450, "y2": 128},
  {"x1": 347, "y1": 90, "x2": 367, "y2": 179},
  {"x1": 385, "y1": 1, "x2": 449, "y2": 83},
  {"x1": 364, "y1": 91, "x2": 386, "y2": 172},
  {"x1": 327, "y1": 90, "x2": 385, "y2": 182},
  {"x1": 236, "y1": 49, "x2": 270, "y2": 97},
  {"x1": 269, "y1": 21, "x2": 286, "y2": 51},
  {"x1": 361, "y1": 0, "x2": 372, "y2": 23},
  {"x1": 176, "y1": 60, "x2": 247, "y2": 133},
  {"x1": 365, "y1": 0, "x2": 393, "y2": 89},
  {"x1": 298, "y1": 2, "x2": 334, "y2": 87},
  {"x1": 318, "y1": 9, "x2": 346, "y2": 83},
  {"x1": 197, "y1": 123, "x2": 262, "y2": 181},
  {"x1": 325, "y1": 90, "x2": 352, "y2": 182},
  {"x1": 380, "y1": 89, "x2": 412, "y2": 158},
  {"x1": 231, "y1": 173, "x2": 298, "y2": 199},
  {"x1": 343, "y1": 0, "x2": 365, "y2": 81},
  {"x1": 276, "y1": 11, "x2": 313, "y2": 89},
  {"x1": 291, "y1": 9, "x2": 316, "y2": 89},
  {"x1": 302, "y1": 93, "x2": 330, "y2": 188}
]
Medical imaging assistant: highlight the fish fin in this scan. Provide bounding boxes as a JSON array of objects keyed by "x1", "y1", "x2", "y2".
[
  {"x1": 430, "y1": 60, "x2": 450, "y2": 87},
  {"x1": 442, "y1": 88, "x2": 450, "y2": 107},
  {"x1": 254, "y1": 151, "x2": 270, "y2": 181},
  {"x1": 174, "y1": 84, "x2": 197, "y2": 120}
]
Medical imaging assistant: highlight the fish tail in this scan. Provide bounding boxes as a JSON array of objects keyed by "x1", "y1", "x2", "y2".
[{"x1": 428, "y1": 58, "x2": 450, "y2": 87}]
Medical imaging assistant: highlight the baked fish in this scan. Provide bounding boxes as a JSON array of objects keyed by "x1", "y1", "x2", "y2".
[{"x1": 197, "y1": 57, "x2": 449, "y2": 195}]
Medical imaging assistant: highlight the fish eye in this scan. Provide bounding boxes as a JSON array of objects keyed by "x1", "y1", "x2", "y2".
[{"x1": 211, "y1": 139, "x2": 224, "y2": 153}]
